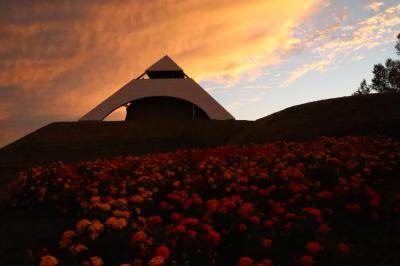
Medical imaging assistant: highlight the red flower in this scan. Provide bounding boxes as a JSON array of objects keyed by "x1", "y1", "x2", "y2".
[
  {"x1": 262, "y1": 239, "x2": 272, "y2": 248},
  {"x1": 155, "y1": 246, "x2": 170, "y2": 260},
  {"x1": 306, "y1": 241, "x2": 321, "y2": 254},
  {"x1": 131, "y1": 231, "x2": 147, "y2": 243},
  {"x1": 318, "y1": 224, "x2": 330, "y2": 235},
  {"x1": 170, "y1": 213, "x2": 183, "y2": 222},
  {"x1": 369, "y1": 198, "x2": 379, "y2": 208},
  {"x1": 148, "y1": 216, "x2": 162, "y2": 224},
  {"x1": 262, "y1": 258, "x2": 272, "y2": 266},
  {"x1": 207, "y1": 230, "x2": 220, "y2": 242},
  {"x1": 299, "y1": 255, "x2": 314, "y2": 266},
  {"x1": 187, "y1": 229, "x2": 197, "y2": 238},
  {"x1": 175, "y1": 225, "x2": 186, "y2": 233},
  {"x1": 303, "y1": 208, "x2": 322, "y2": 218},
  {"x1": 239, "y1": 224, "x2": 247, "y2": 232},
  {"x1": 345, "y1": 203, "x2": 361, "y2": 212},
  {"x1": 250, "y1": 216, "x2": 260, "y2": 224},
  {"x1": 237, "y1": 257, "x2": 253, "y2": 266},
  {"x1": 337, "y1": 243, "x2": 351, "y2": 254},
  {"x1": 206, "y1": 199, "x2": 219, "y2": 212},
  {"x1": 264, "y1": 220, "x2": 274, "y2": 227}
]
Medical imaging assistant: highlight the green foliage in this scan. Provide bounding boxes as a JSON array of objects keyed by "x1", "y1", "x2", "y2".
[{"x1": 353, "y1": 33, "x2": 400, "y2": 95}]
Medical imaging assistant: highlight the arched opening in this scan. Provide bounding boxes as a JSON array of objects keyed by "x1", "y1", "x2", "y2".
[
  {"x1": 125, "y1": 96, "x2": 210, "y2": 121},
  {"x1": 104, "y1": 106, "x2": 126, "y2": 121}
]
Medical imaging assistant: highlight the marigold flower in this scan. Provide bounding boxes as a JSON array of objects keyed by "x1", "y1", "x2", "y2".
[
  {"x1": 90, "y1": 196, "x2": 101, "y2": 203},
  {"x1": 90, "y1": 256, "x2": 104, "y2": 266},
  {"x1": 344, "y1": 203, "x2": 361, "y2": 212},
  {"x1": 69, "y1": 244, "x2": 88, "y2": 254},
  {"x1": 148, "y1": 216, "x2": 162, "y2": 224},
  {"x1": 337, "y1": 243, "x2": 351, "y2": 254},
  {"x1": 306, "y1": 241, "x2": 321, "y2": 254},
  {"x1": 236, "y1": 257, "x2": 253, "y2": 266},
  {"x1": 59, "y1": 230, "x2": 76, "y2": 248},
  {"x1": 299, "y1": 255, "x2": 313, "y2": 266},
  {"x1": 239, "y1": 224, "x2": 247, "y2": 232},
  {"x1": 113, "y1": 210, "x2": 131, "y2": 218},
  {"x1": 206, "y1": 199, "x2": 219, "y2": 212},
  {"x1": 262, "y1": 259, "x2": 272, "y2": 266},
  {"x1": 105, "y1": 217, "x2": 127, "y2": 229},
  {"x1": 262, "y1": 239, "x2": 272, "y2": 248},
  {"x1": 318, "y1": 224, "x2": 330, "y2": 235},
  {"x1": 39, "y1": 255, "x2": 58, "y2": 266},
  {"x1": 250, "y1": 216, "x2": 260, "y2": 224},
  {"x1": 76, "y1": 219, "x2": 91, "y2": 233},
  {"x1": 88, "y1": 220, "x2": 104, "y2": 240},
  {"x1": 155, "y1": 246, "x2": 170, "y2": 260},
  {"x1": 303, "y1": 208, "x2": 321, "y2": 218},
  {"x1": 148, "y1": 256, "x2": 165, "y2": 266},
  {"x1": 132, "y1": 230, "x2": 147, "y2": 243},
  {"x1": 264, "y1": 220, "x2": 274, "y2": 227},
  {"x1": 208, "y1": 230, "x2": 220, "y2": 242},
  {"x1": 187, "y1": 229, "x2": 197, "y2": 238}
]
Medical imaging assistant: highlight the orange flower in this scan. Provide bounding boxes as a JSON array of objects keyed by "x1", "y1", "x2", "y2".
[
  {"x1": 155, "y1": 246, "x2": 170, "y2": 260},
  {"x1": 306, "y1": 241, "x2": 321, "y2": 254},
  {"x1": 148, "y1": 256, "x2": 164, "y2": 266},
  {"x1": 90, "y1": 256, "x2": 103, "y2": 266},
  {"x1": 59, "y1": 230, "x2": 76, "y2": 248},
  {"x1": 39, "y1": 255, "x2": 58, "y2": 266},
  {"x1": 76, "y1": 219, "x2": 91, "y2": 233},
  {"x1": 69, "y1": 244, "x2": 88, "y2": 254},
  {"x1": 131, "y1": 230, "x2": 147, "y2": 243}
]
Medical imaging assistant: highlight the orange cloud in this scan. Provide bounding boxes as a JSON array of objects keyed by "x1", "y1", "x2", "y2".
[{"x1": 0, "y1": 0, "x2": 323, "y2": 146}]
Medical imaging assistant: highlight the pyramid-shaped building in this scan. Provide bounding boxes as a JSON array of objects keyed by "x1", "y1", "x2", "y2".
[{"x1": 80, "y1": 55, "x2": 234, "y2": 121}]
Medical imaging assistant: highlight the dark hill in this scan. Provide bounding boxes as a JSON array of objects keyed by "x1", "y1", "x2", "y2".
[
  {"x1": 0, "y1": 120, "x2": 250, "y2": 189},
  {"x1": 229, "y1": 93, "x2": 400, "y2": 145},
  {"x1": 1, "y1": 93, "x2": 400, "y2": 198}
]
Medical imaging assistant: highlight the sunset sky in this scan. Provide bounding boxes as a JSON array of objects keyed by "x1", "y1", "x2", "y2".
[{"x1": 0, "y1": 0, "x2": 399, "y2": 147}]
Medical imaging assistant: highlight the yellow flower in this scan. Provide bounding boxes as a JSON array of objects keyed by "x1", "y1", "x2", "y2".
[
  {"x1": 90, "y1": 256, "x2": 104, "y2": 266},
  {"x1": 39, "y1": 255, "x2": 58, "y2": 266}
]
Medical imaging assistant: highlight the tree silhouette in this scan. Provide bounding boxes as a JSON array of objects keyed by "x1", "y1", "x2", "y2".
[{"x1": 353, "y1": 33, "x2": 400, "y2": 95}]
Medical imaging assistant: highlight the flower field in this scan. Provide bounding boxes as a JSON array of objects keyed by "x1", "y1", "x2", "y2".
[{"x1": 10, "y1": 136, "x2": 400, "y2": 266}]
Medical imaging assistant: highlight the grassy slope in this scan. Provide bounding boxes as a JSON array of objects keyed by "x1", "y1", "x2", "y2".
[{"x1": 230, "y1": 93, "x2": 400, "y2": 145}]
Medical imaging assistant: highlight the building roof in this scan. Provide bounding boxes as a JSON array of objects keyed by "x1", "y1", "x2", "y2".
[{"x1": 146, "y1": 55, "x2": 183, "y2": 72}]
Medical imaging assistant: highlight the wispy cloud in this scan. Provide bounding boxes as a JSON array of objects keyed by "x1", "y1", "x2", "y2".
[
  {"x1": 365, "y1": 2, "x2": 384, "y2": 12},
  {"x1": 282, "y1": 59, "x2": 330, "y2": 87},
  {"x1": 281, "y1": 3, "x2": 400, "y2": 87}
]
